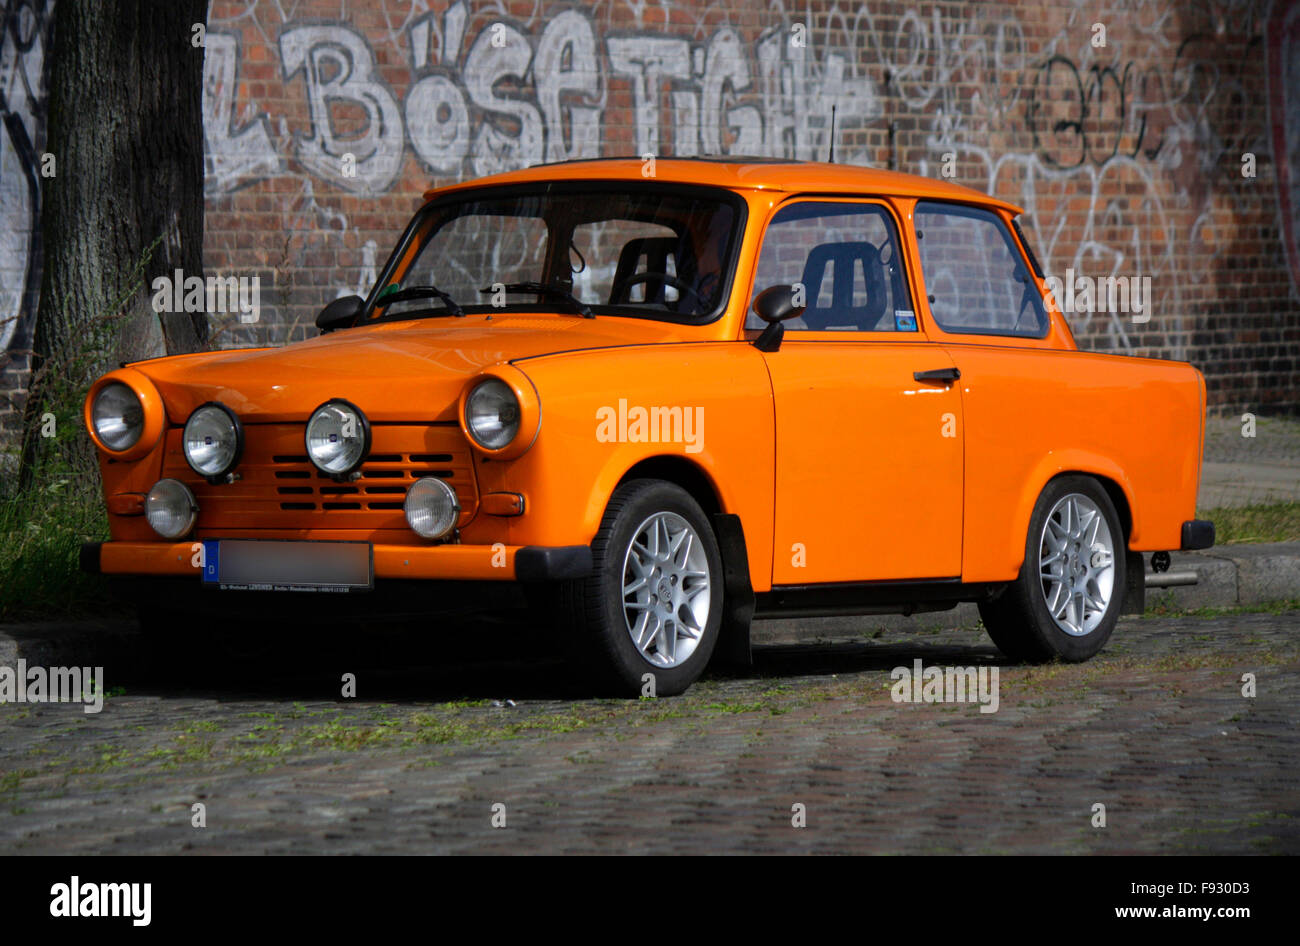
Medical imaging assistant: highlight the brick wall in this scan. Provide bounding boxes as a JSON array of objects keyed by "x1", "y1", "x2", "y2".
[{"x1": 3, "y1": 0, "x2": 1299, "y2": 453}]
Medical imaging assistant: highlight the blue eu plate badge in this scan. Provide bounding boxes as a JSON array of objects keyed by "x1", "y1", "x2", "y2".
[{"x1": 202, "y1": 539, "x2": 219, "y2": 583}]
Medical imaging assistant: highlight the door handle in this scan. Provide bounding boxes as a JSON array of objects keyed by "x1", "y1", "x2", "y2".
[{"x1": 913, "y1": 367, "x2": 961, "y2": 384}]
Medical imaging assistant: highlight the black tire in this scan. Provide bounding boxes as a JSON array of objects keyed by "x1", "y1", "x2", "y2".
[
  {"x1": 979, "y1": 475, "x2": 1126, "y2": 663},
  {"x1": 556, "y1": 479, "x2": 723, "y2": 696}
]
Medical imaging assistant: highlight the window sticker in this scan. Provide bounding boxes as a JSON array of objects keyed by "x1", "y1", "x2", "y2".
[{"x1": 894, "y1": 309, "x2": 917, "y2": 331}]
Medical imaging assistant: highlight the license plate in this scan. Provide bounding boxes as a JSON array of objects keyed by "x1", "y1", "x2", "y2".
[{"x1": 201, "y1": 540, "x2": 372, "y2": 592}]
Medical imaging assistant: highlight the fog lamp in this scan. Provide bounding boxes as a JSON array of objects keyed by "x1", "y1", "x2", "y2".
[
  {"x1": 404, "y1": 476, "x2": 460, "y2": 540},
  {"x1": 145, "y1": 478, "x2": 198, "y2": 539}
]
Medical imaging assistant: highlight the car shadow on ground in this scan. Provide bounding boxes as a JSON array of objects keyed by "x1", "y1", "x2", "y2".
[
  {"x1": 750, "y1": 639, "x2": 1004, "y2": 679},
  {"x1": 4, "y1": 615, "x2": 1010, "y2": 704}
]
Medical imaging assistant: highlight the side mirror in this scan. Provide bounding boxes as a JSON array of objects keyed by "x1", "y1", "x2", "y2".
[
  {"x1": 751, "y1": 285, "x2": 806, "y2": 352},
  {"x1": 316, "y1": 294, "x2": 364, "y2": 333}
]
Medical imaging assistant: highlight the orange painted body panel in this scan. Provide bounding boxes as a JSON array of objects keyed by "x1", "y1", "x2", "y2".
[
  {"x1": 474, "y1": 341, "x2": 777, "y2": 590},
  {"x1": 131, "y1": 315, "x2": 695, "y2": 424},
  {"x1": 947, "y1": 344, "x2": 1203, "y2": 581},
  {"x1": 421, "y1": 158, "x2": 1025, "y2": 214},
  {"x1": 85, "y1": 159, "x2": 1206, "y2": 595},
  {"x1": 764, "y1": 339, "x2": 963, "y2": 582}
]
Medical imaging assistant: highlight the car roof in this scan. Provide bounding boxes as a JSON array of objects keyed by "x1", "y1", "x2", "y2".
[{"x1": 422, "y1": 156, "x2": 1023, "y2": 215}]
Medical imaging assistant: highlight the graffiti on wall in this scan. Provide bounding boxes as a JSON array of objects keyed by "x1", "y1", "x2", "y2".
[
  {"x1": 200, "y1": 0, "x2": 891, "y2": 312},
  {"x1": 203, "y1": 29, "x2": 281, "y2": 195},
  {"x1": 206, "y1": 1, "x2": 882, "y2": 196},
  {"x1": 875, "y1": 0, "x2": 1277, "y2": 356},
  {"x1": 198, "y1": 0, "x2": 1296, "y2": 355},
  {"x1": 0, "y1": 0, "x2": 49, "y2": 362}
]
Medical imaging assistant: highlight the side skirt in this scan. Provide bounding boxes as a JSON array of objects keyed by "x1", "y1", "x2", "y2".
[{"x1": 755, "y1": 578, "x2": 1003, "y2": 619}]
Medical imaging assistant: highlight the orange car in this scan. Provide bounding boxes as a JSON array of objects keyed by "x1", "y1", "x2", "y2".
[{"x1": 81, "y1": 158, "x2": 1214, "y2": 695}]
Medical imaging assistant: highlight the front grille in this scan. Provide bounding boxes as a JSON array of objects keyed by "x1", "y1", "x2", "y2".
[
  {"x1": 162, "y1": 424, "x2": 478, "y2": 532},
  {"x1": 267, "y1": 452, "x2": 457, "y2": 510}
]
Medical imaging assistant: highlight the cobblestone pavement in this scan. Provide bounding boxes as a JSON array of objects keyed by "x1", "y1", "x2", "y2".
[{"x1": 1, "y1": 609, "x2": 1297, "y2": 854}]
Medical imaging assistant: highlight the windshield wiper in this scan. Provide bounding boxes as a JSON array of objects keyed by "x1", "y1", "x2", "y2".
[
  {"x1": 376, "y1": 283, "x2": 464, "y2": 317},
  {"x1": 479, "y1": 281, "x2": 594, "y2": 318}
]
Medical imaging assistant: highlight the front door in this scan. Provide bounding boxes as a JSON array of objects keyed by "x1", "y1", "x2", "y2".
[{"x1": 749, "y1": 199, "x2": 964, "y2": 585}]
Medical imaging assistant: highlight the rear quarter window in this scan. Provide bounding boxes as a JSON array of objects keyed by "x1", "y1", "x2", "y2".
[{"x1": 914, "y1": 202, "x2": 1048, "y2": 338}]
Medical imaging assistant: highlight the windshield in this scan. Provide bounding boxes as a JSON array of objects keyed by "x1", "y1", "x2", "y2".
[{"x1": 371, "y1": 183, "x2": 744, "y2": 323}]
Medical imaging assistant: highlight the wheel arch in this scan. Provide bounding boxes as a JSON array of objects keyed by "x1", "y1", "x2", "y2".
[
  {"x1": 1092, "y1": 474, "x2": 1133, "y2": 541},
  {"x1": 614, "y1": 454, "x2": 724, "y2": 518},
  {"x1": 1008, "y1": 454, "x2": 1140, "y2": 573},
  {"x1": 1044, "y1": 469, "x2": 1135, "y2": 543},
  {"x1": 612, "y1": 455, "x2": 755, "y2": 670}
]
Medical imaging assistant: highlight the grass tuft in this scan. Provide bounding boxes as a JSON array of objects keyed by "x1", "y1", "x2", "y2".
[
  {"x1": 1197, "y1": 501, "x2": 1300, "y2": 545},
  {"x1": 0, "y1": 469, "x2": 114, "y2": 622}
]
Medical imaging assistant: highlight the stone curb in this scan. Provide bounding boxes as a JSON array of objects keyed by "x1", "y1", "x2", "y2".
[{"x1": 1156, "y1": 542, "x2": 1300, "y2": 611}]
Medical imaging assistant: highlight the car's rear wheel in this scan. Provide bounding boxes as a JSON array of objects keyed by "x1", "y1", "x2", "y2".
[
  {"x1": 557, "y1": 479, "x2": 722, "y2": 696},
  {"x1": 979, "y1": 475, "x2": 1126, "y2": 663}
]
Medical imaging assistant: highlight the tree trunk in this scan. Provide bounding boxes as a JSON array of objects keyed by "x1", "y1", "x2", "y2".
[{"x1": 19, "y1": 0, "x2": 208, "y2": 488}]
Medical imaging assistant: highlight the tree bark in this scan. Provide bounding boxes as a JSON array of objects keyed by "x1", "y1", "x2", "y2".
[{"x1": 19, "y1": 0, "x2": 208, "y2": 487}]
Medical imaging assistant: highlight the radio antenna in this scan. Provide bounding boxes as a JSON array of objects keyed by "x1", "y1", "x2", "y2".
[{"x1": 827, "y1": 105, "x2": 837, "y2": 163}]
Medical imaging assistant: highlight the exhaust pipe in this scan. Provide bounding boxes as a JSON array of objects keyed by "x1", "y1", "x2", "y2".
[{"x1": 1145, "y1": 570, "x2": 1199, "y2": 588}]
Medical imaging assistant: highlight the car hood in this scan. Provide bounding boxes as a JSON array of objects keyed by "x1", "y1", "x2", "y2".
[{"x1": 134, "y1": 314, "x2": 692, "y2": 424}]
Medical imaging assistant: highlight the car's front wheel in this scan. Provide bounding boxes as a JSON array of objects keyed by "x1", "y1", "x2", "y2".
[
  {"x1": 558, "y1": 479, "x2": 723, "y2": 696},
  {"x1": 979, "y1": 475, "x2": 1126, "y2": 663}
]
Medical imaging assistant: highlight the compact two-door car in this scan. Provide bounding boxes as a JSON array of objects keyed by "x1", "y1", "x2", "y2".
[{"x1": 81, "y1": 158, "x2": 1214, "y2": 694}]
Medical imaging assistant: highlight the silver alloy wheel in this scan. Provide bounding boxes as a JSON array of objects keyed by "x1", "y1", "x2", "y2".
[
  {"x1": 621, "y1": 511, "x2": 712, "y2": 668},
  {"x1": 1038, "y1": 492, "x2": 1116, "y2": 636}
]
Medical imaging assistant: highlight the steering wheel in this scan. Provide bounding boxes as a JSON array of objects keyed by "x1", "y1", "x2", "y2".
[{"x1": 610, "y1": 271, "x2": 706, "y2": 309}]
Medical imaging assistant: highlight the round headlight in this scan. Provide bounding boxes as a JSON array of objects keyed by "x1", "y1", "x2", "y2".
[
  {"x1": 305, "y1": 399, "x2": 370, "y2": 477},
  {"x1": 404, "y1": 476, "x2": 460, "y2": 540},
  {"x1": 183, "y1": 402, "x2": 242, "y2": 480},
  {"x1": 465, "y1": 379, "x2": 520, "y2": 450},
  {"x1": 145, "y1": 479, "x2": 198, "y2": 539},
  {"x1": 92, "y1": 382, "x2": 144, "y2": 452}
]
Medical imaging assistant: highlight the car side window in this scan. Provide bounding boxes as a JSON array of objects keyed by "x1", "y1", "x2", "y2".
[
  {"x1": 747, "y1": 201, "x2": 915, "y2": 332},
  {"x1": 914, "y1": 202, "x2": 1048, "y2": 338}
]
